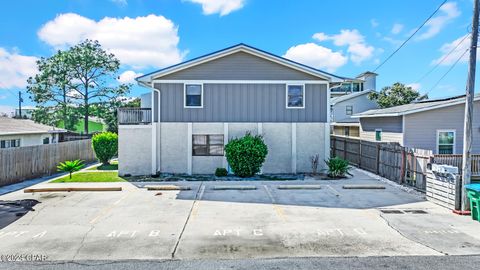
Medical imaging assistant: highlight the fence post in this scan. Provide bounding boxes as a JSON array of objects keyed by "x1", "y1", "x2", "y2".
[
  {"x1": 376, "y1": 144, "x2": 380, "y2": 174},
  {"x1": 400, "y1": 148, "x2": 406, "y2": 184},
  {"x1": 343, "y1": 138, "x2": 347, "y2": 159},
  {"x1": 358, "y1": 140, "x2": 362, "y2": 168}
]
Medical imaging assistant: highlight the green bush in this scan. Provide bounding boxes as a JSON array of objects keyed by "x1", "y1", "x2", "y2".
[
  {"x1": 57, "y1": 159, "x2": 85, "y2": 179},
  {"x1": 92, "y1": 132, "x2": 118, "y2": 165},
  {"x1": 225, "y1": 133, "x2": 268, "y2": 178},
  {"x1": 325, "y1": 157, "x2": 351, "y2": 178},
  {"x1": 215, "y1": 168, "x2": 228, "y2": 177}
]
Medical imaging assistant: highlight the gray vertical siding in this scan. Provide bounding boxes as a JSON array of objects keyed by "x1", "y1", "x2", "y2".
[
  {"x1": 404, "y1": 102, "x2": 480, "y2": 153},
  {"x1": 155, "y1": 83, "x2": 328, "y2": 122},
  {"x1": 159, "y1": 52, "x2": 323, "y2": 81}
]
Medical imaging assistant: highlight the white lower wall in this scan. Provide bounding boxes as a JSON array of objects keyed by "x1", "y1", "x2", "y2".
[
  {"x1": 118, "y1": 126, "x2": 152, "y2": 176},
  {"x1": 0, "y1": 133, "x2": 59, "y2": 147},
  {"x1": 118, "y1": 122, "x2": 329, "y2": 176}
]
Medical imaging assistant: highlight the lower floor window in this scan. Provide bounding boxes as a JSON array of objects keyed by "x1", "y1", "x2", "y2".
[
  {"x1": 0, "y1": 139, "x2": 20, "y2": 148},
  {"x1": 43, "y1": 137, "x2": 50, "y2": 144},
  {"x1": 344, "y1": 127, "x2": 350, "y2": 136},
  {"x1": 437, "y1": 130, "x2": 455, "y2": 154},
  {"x1": 192, "y1": 135, "x2": 224, "y2": 156},
  {"x1": 375, "y1": 129, "x2": 382, "y2": 141}
]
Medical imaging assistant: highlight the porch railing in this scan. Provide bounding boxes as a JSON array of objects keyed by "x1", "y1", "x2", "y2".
[
  {"x1": 118, "y1": 108, "x2": 152, "y2": 125},
  {"x1": 433, "y1": 154, "x2": 480, "y2": 176}
]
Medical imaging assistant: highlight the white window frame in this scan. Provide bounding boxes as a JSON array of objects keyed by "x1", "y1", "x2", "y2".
[
  {"x1": 436, "y1": 129, "x2": 456, "y2": 154},
  {"x1": 184, "y1": 83, "x2": 204, "y2": 108},
  {"x1": 346, "y1": 105, "x2": 353, "y2": 115},
  {"x1": 285, "y1": 84, "x2": 305, "y2": 109},
  {"x1": 375, "y1": 128, "x2": 382, "y2": 142}
]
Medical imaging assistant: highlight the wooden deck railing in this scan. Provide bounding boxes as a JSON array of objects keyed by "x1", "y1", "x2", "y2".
[
  {"x1": 433, "y1": 154, "x2": 480, "y2": 176},
  {"x1": 118, "y1": 108, "x2": 152, "y2": 125}
]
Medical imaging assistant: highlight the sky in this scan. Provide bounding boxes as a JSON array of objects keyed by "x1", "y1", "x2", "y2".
[{"x1": 0, "y1": 0, "x2": 476, "y2": 113}]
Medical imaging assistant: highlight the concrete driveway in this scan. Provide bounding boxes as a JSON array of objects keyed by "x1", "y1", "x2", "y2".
[{"x1": 0, "y1": 168, "x2": 479, "y2": 261}]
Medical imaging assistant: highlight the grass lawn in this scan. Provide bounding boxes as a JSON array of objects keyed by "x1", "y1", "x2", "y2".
[
  {"x1": 88, "y1": 160, "x2": 118, "y2": 171},
  {"x1": 58, "y1": 119, "x2": 105, "y2": 133},
  {"x1": 51, "y1": 171, "x2": 126, "y2": 183}
]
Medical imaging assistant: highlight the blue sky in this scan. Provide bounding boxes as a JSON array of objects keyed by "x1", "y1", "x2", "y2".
[{"x1": 0, "y1": 0, "x2": 476, "y2": 112}]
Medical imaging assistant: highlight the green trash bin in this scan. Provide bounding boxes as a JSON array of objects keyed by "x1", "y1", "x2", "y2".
[{"x1": 465, "y1": 184, "x2": 480, "y2": 221}]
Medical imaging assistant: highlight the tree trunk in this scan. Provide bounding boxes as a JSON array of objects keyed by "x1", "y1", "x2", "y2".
[{"x1": 84, "y1": 101, "x2": 89, "y2": 134}]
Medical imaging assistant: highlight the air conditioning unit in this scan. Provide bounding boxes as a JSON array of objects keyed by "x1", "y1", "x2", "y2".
[{"x1": 431, "y1": 164, "x2": 459, "y2": 175}]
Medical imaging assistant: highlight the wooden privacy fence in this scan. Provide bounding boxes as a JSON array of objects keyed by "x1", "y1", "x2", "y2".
[
  {"x1": 331, "y1": 135, "x2": 432, "y2": 191},
  {"x1": 0, "y1": 139, "x2": 96, "y2": 187},
  {"x1": 432, "y1": 154, "x2": 480, "y2": 176}
]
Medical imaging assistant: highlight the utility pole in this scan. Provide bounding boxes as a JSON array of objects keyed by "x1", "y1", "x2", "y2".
[
  {"x1": 461, "y1": 0, "x2": 479, "y2": 212},
  {"x1": 18, "y1": 91, "x2": 23, "y2": 119}
]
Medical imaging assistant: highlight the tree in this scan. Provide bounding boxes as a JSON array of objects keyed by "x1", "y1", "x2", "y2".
[
  {"x1": 368, "y1": 82, "x2": 425, "y2": 108},
  {"x1": 27, "y1": 50, "x2": 79, "y2": 130},
  {"x1": 66, "y1": 40, "x2": 129, "y2": 134},
  {"x1": 57, "y1": 160, "x2": 85, "y2": 179}
]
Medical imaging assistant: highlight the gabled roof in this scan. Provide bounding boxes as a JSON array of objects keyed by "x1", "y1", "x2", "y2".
[
  {"x1": 352, "y1": 94, "x2": 480, "y2": 118},
  {"x1": 356, "y1": 71, "x2": 378, "y2": 78},
  {"x1": 0, "y1": 117, "x2": 66, "y2": 136},
  {"x1": 330, "y1": 90, "x2": 375, "y2": 105},
  {"x1": 136, "y1": 43, "x2": 346, "y2": 84}
]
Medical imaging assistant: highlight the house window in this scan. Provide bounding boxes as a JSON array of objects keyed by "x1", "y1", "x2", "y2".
[
  {"x1": 185, "y1": 84, "x2": 203, "y2": 108},
  {"x1": 344, "y1": 127, "x2": 350, "y2": 136},
  {"x1": 0, "y1": 139, "x2": 20, "y2": 149},
  {"x1": 286, "y1": 84, "x2": 304, "y2": 108},
  {"x1": 346, "y1": 105, "x2": 353, "y2": 115},
  {"x1": 192, "y1": 135, "x2": 224, "y2": 156},
  {"x1": 43, "y1": 137, "x2": 50, "y2": 145},
  {"x1": 437, "y1": 130, "x2": 455, "y2": 154},
  {"x1": 375, "y1": 129, "x2": 382, "y2": 141}
]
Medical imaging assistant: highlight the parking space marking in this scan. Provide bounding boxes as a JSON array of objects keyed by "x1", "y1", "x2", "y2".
[
  {"x1": 263, "y1": 185, "x2": 287, "y2": 222},
  {"x1": 89, "y1": 192, "x2": 132, "y2": 224},
  {"x1": 326, "y1": 185, "x2": 340, "y2": 197}
]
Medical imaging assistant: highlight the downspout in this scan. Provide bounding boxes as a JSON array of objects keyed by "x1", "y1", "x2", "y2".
[{"x1": 139, "y1": 81, "x2": 159, "y2": 175}]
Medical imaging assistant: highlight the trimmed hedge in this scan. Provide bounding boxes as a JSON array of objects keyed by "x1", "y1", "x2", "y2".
[
  {"x1": 92, "y1": 132, "x2": 118, "y2": 165},
  {"x1": 225, "y1": 133, "x2": 268, "y2": 178}
]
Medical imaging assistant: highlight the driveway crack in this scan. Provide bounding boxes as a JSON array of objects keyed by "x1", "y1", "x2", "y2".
[{"x1": 72, "y1": 225, "x2": 95, "y2": 260}]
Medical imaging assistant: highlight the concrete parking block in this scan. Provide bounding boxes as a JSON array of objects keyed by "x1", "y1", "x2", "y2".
[
  {"x1": 277, "y1": 185, "x2": 322, "y2": 190},
  {"x1": 212, "y1": 185, "x2": 257, "y2": 190}
]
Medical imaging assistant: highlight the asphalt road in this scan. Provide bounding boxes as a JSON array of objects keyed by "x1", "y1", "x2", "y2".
[{"x1": 1, "y1": 256, "x2": 480, "y2": 270}]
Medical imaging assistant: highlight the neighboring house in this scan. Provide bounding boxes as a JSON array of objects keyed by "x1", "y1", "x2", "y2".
[
  {"x1": 330, "y1": 71, "x2": 377, "y2": 97},
  {"x1": 353, "y1": 94, "x2": 480, "y2": 154},
  {"x1": 15, "y1": 106, "x2": 37, "y2": 119},
  {"x1": 117, "y1": 43, "x2": 355, "y2": 176},
  {"x1": 0, "y1": 117, "x2": 66, "y2": 148},
  {"x1": 330, "y1": 90, "x2": 378, "y2": 137}
]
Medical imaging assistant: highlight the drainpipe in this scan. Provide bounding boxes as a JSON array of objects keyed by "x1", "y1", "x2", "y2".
[{"x1": 139, "y1": 81, "x2": 160, "y2": 175}]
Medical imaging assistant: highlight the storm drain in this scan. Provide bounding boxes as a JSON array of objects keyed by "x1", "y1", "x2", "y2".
[{"x1": 379, "y1": 209, "x2": 428, "y2": 214}]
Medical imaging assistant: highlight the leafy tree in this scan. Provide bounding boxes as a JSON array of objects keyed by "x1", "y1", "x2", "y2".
[
  {"x1": 27, "y1": 50, "x2": 79, "y2": 130},
  {"x1": 92, "y1": 132, "x2": 118, "y2": 165},
  {"x1": 225, "y1": 133, "x2": 268, "y2": 177},
  {"x1": 368, "y1": 82, "x2": 425, "y2": 108},
  {"x1": 57, "y1": 160, "x2": 85, "y2": 179}
]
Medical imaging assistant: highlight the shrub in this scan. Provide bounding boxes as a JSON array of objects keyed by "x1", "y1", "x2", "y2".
[
  {"x1": 225, "y1": 132, "x2": 268, "y2": 178},
  {"x1": 92, "y1": 132, "x2": 118, "y2": 165},
  {"x1": 325, "y1": 157, "x2": 351, "y2": 178},
  {"x1": 57, "y1": 160, "x2": 85, "y2": 179},
  {"x1": 215, "y1": 168, "x2": 228, "y2": 177}
]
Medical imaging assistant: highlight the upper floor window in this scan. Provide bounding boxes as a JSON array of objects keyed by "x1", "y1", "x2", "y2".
[
  {"x1": 185, "y1": 84, "x2": 203, "y2": 108},
  {"x1": 437, "y1": 130, "x2": 455, "y2": 154},
  {"x1": 346, "y1": 105, "x2": 353, "y2": 115},
  {"x1": 0, "y1": 139, "x2": 20, "y2": 148},
  {"x1": 286, "y1": 84, "x2": 304, "y2": 109}
]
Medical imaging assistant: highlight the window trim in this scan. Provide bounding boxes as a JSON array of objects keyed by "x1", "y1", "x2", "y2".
[
  {"x1": 285, "y1": 84, "x2": 305, "y2": 109},
  {"x1": 184, "y1": 83, "x2": 204, "y2": 108},
  {"x1": 192, "y1": 134, "x2": 224, "y2": 156},
  {"x1": 375, "y1": 128, "x2": 382, "y2": 142},
  {"x1": 346, "y1": 105, "x2": 353, "y2": 115},
  {"x1": 436, "y1": 129, "x2": 456, "y2": 154}
]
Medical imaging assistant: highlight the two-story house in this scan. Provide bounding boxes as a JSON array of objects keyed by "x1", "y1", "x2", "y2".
[{"x1": 117, "y1": 44, "x2": 354, "y2": 176}]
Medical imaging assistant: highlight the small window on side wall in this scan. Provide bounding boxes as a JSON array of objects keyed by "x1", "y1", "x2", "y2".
[
  {"x1": 185, "y1": 84, "x2": 203, "y2": 108},
  {"x1": 346, "y1": 105, "x2": 353, "y2": 115},
  {"x1": 375, "y1": 129, "x2": 382, "y2": 141},
  {"x1": 437, "y1": 130, "x2": 455, "y2": 154},
  {"x1": 286, "y1": 85, "x2": 304, "y2": 108},
  {"x1": 192, "y1": 135, "x2": 224, "y2": 156}
]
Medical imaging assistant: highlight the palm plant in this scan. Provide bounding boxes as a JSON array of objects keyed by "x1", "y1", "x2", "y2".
[
  {"x1": 57, "y1": 160, "x2": 85, "y2": 179},
  {"x1": 325, "y1": 157, "x2": 351, "y2": 178}
]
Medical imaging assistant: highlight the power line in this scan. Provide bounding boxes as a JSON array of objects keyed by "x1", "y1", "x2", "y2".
[
  {"x1": 415, "y1": 33, "x2": 471, "y2": 83},
  {"x1": 423, "y1": 48, "x2": 469, "y2": 97},
  {"x1": 373, "y1": 0, "x2": 448, "y2": 72}
]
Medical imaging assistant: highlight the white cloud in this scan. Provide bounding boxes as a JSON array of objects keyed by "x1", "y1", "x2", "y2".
[
  {"x1": 432, "y1": 34, "x2": 470, "y2": 65},
  {"x1": 391, "y1": 23, "x2": 404, "y2": 35},
  {"x1": 370, "y1": 19, "x2": 379, "y2": 28},
  {"x1": 186, "y1": 0, "x2": 244, "y2": 16},
  {"x1": 313, "y1": 29, "x2": 375, "y2": 64},
  {"x1": 407, "y1": 83, "x2": 421, "y2": 91},
  {"x1": 117, "y1": 70, "x2": 143, "y2": 84},
  {"x1": 111, "y1": 0, "x2": 127, "y2": 6},
  {"x1": 38, "y1": 13, "x2": 184, "y2": 69},
  {"x1": 0, "y1": 48, "x2": 37, "y2": 89},
  {"x1": 283, "y1": 43, "x2": 348, "y2": 72},
  {"x1": 416, "y1": 2, "x2": 460, "y2": 40}
]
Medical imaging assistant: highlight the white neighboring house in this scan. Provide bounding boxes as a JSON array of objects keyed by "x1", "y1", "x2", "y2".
[
  {"x1": 330, "y1": 90, "x2": 378, "y2": 137},
  {"x1": 0, "y1": 117, "x2": 66, "y2": 149}
]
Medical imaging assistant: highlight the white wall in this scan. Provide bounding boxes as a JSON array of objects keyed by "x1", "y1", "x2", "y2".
[
  {"x1": 118, "y1": 126, "x2": 152, "y2": 176},
  {"x1": 0, "y1": 133, "x2": 58, "y2": 147}
]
